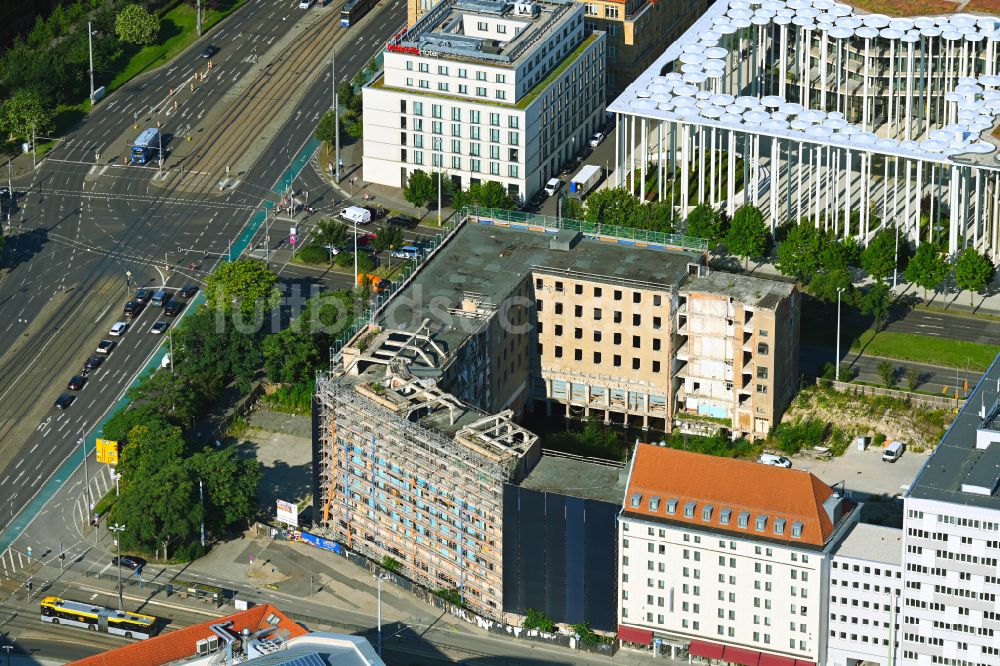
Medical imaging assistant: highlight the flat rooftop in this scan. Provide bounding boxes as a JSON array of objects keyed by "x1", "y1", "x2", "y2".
[
  {"x1": 908, "y1": 353, "x2": 1000, "y2": 510},
  {"x1": 380, "y1": 220, "x2": 699, "y2": 356},
  {"x1": 681, "y1": 270, "x2": 796, "y2": 310},
  {"x1": 518, "y1": 453, "x2": 627, "y2": 504},
  {"x1": 831, "y1": 522, "x2": 903, "y2": 566},
  {"x1": 399, "y1": 0, "x2": 578, "y2": 66}
]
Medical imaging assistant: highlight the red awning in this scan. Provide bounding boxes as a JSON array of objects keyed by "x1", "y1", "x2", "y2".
[
  {"x1": 794, "y1": 661, "x2": 816, "y2": 666},
  {"x1": 723, "y1": 646, "x2": 762, "y2": 666},
  {"x1": 759, "y1": 654, "x2": 797, "y2": 666},
  {"x1": 617, "y1": 624, "x2": 653, "y2": 645},
  {"x1": 689, "y1": 639, "x2": 726, "y2": 660}
]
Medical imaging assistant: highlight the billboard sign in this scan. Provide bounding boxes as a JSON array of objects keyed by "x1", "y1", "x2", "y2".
[{"x1": 276, "y1": 499, "x2": 298, "y2": 527}]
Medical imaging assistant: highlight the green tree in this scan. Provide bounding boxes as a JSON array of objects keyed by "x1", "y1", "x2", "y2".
[
  {"x1": 127, "y1": 369, "x2": 201, "y2": 425},
  {"x1": 905, "y1": 367, "x2": 920, "y2": 392},
  {"x1": 403, "y1": 169, "x2": 437, "y2": 212},
  {"x1": 373, "y1": 224, "x2": 404, "y2": 269},
  {"x1": 314, "y1": 218, "x2": 349, "y2": 255},
  {"x1": 524, "y1": 608, "x2": 556, "y2": 633},
  {"x1": 725, "y1": 205, "x2": 769, "y2": 271},
  {"x1": 111, "y1": 459, "x2": 202, "y2": 561},
  {"x1": 381, "y1": 555, "x2": 401, "y2": 573},
  {"x1": 187, "y1": 448, "x2": 261, "y2": 534},
  {"x1": 564, "y1": 196, "x2": 585, "y2": 220},
  {"x1": 819, "y1": 237, "x2": 861, "y2": 273},
  {"x1": 684, "y1": 203, "x2": 724, "y2": 241},
  {"x1": 954, "y1": 246, "x2": 996, "y2": 308},
  {"x1": 904, "y1": 242, "x2": 951, "y2": 301},
  {"x1": 861, "y1": 229, "x2": 897, "y2": 282},
  {"x1": 860, "y1": 281, "x2": 892, "y2": 332},
  {"x1": 583, "y1": 187, "x2": 640, "y2": 228},
  {"x1": 315, "y1": 110, "x2": 338, "y2": 144},
  {"x1": 263, "y1": 325, "x2": 320, "y2": 384},
  {"x1": 0, "y1": 89, "x2": 54, "y2": 142},
  {"x1": 476, "y1": 180, "x2": 515, "y2": 209},
  {"x1": 115, "y1": 4, "x2": 159, "y2": 45},
  {"x1": 102, "y1": 403, "x2": 170, "y2": 443},
  {"x1": 117, "y1": 423, "x2": 187, "y2": 493},
  {"x1": 808, "y1": 269, "x2": 854, "y2": 305},
  {"x1": 876, "y1": 361, "x2": 896, "y2": 388},
  {"x1": 204, "y1": 259, "x2": 280, "y2": 321},
  {"x1": 776, "y1": 222, "x2": 824, "y2": 281}
]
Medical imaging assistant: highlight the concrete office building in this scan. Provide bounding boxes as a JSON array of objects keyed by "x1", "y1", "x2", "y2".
[
  {"x1": 363, "y1": 0, "x2": 606, "y2": 201},
  {"x1": 900, "y1": 354, "x2": 1000, "y2": 666},
  {"x1": 609, "y1": 0, "x2": 1000, "y2": 261},
  {"x1": 408, "y1": 0, "x2": 706, "y2": 94},
  {"x1": 617, "y1": 444, "x2": 859, "y2": 665},
  {"x1": 314, "y1": 210, "x2": 800, "y2": 619},
  {"x1": 827, "y1": 523, "x2": 903, "y2": 666}
]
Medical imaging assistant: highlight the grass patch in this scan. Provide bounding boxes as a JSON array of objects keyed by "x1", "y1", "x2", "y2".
[
  {"x1": 94, "y1": 491, "x2": 118, "y2": 518},
  {"x1": 844, "y1": 0, "x2": 959, "y2": 15},
  {"x1": 852, "y1": 329, "x2": 998, "y2": 372},
  {"x1": 263, "y1": 381, "x2": 313, "y2": 415}
]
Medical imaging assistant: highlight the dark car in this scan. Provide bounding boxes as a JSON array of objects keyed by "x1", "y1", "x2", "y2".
[
  {"x1": 54, "y1": 393, "x2": 75, "y2": 410},
  {"x1": 134, "y1": 288, "x2": 152, "y2": 303},
  {"x1": 151, "y1": 320, "x2": 169, "y2": 334},
  {"x1": 112, "y1": 555, "x2": 146, "y2": 571},
  {"x1": 67, "y1": 375, "x2": 87, "y2": 391},
  {"x1": 96, "y1": 339, "x2": 116, "y2": 354},
  {"x1": 200, "y1": 44, "x2": 218, "y2": 58},
  {"x1": 84, "y1": 354, "x2": 104, "y2": 371},
  {"x1": 123, "y1": 300, "x2": 144, "y2": 318},
  {"x1": 178, "y1": 284, "x2": 198, "y2": 298},
  {"x1": 386, "y1": 214, "x2": 418, "y2": 229},
  {"x1": 163, "y1": 299, "x2": 186, "y2": 317}
]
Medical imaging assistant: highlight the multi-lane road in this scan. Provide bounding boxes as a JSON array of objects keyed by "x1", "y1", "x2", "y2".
[{"x1": 0, "y1": 0, "x2": 405, "y2": 551}]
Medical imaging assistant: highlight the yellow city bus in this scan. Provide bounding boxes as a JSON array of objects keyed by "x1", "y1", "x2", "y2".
[{"x1": 40, "y1": 596, "x2": 158, "y2": 639}]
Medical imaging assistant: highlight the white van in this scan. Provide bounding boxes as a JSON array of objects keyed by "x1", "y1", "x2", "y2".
[
  {"x1": 339, "y1": 205, "x2": 372, "y2": 225},
  {"x1": 882, "y1": 441, "x2": 905, "y2": 463},
  {"x1": 390, "y1": 245, "x2": 420, "y2": 260},
  {"x1": 759, "y1": 454, "x2": 792, "y2": 468},
  {"x1": 299, "y1": 0, "x2": 315, "y2": 8},
  {"x1": 544, "y1": 178, "x2": 562, "y2": 196}
]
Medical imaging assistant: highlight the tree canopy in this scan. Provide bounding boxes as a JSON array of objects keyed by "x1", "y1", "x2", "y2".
[
  {"x1": 860, "y1": 281, "x2": 892, "y2": 332},
  {"x1": 954, "y1": 246, "x2": 995, "y2": 307},
  {"x1": 725, "y1": 205, "x2": 769, "y2": 270},
  {"x1": 204, "y1": 259, "x2": 280, "y2": 322},
  {"x1": 452, "y1": 180, "x2": 516, "y2": 210},
  {"x1": 904, "y1": 242, "x2": 951, "y2": 301},
  {"x1": 861, "y1": 228, "x2": 898, "y2": 282},
  {"x1": 0, "y1": 89, "x2": 54, "y2": 143},
  {"x1": 115, "y1": 4, "x2": 159, "y2": 45},
  {"x1": 684, "y1": 203, "x2": 724, "y2": 241},
  {"x1": 775, "y1": 222, "x2": 824, "y2": 281},
  {"x1": 403, "y1": 170, "x2": 439, "y2": 210}
]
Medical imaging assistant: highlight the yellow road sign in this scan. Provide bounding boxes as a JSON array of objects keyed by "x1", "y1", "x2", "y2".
[{"x1": 96, "y1": 439, "x2": 119, "y2": 465}]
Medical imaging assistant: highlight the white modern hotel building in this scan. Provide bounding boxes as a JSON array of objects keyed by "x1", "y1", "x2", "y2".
[{"x1": 607, "y1": 0, "x2": 1000, "y2": 260}]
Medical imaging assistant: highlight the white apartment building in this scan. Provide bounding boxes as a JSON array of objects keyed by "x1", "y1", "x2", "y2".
[
  {"x1": 827, "y1": 523, "x2": 903, "y2": 666},
  {"x1": 362, "y1": 0, "x2": 606, "y2": 200},
  {"x1": 618, "y1": 444, "x2": 859, "y2": 666},
  {"x1": 901, "y1": 354, "x2": 1000, "y2": 666}
]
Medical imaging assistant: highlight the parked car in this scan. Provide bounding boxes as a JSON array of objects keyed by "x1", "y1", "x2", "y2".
[
  {"x1": 589, "y1": 132, "x2": 605, "y2": 148},
  {"x1": 96, "y1": 339, "x2": 116, "y2": 354},
  {"x1": 109, "y1": 321, "x2": 128, "y2": 336},
  {"x1": 150, "y1": 320, "x2": 169, "y2": 334},
  {"x1": 386, "y1": 214, "x2": 418, "y2": 229},
  {"x1": 54, "y1": 393, "x2": 75, "y2": 410},
  {"x1": 178, "y1": 284, "x2": 198, "y2": 298},
  {"x1": 544, "y1": 178, "x2": 562, "y2": 196},
  {"x1": 151, "y1": 290, "x2": 172, "y2": 307},
  {"x1": 390, "y1": 245, "x2": 421, "y2": 260},
  {"x1": 758, "y1": 454, "x2": 792, "y2": 468},
  {"x1": 84, "y1": 355, "x2": 104, "y2": 371},
  {"x1": 882, "y1": 441, "x2": 905, "y2": 463},
  {"x1": 134, "y1": 288, "x2": 152, "y2": 303},
  {"x1": 67, "y1": 375, "x2": 87, "y2": 391},
  {"x1": 164, "y1": 300, "x2": 186, "y2": 317}
]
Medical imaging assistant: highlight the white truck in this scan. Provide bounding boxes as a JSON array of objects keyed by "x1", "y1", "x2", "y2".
[
  {"x1": 569, "y1": 164, "x2": 602, "y2": 198},
  {"x1": 339, "y1": 205, "x2": 372, "y2": 225}
]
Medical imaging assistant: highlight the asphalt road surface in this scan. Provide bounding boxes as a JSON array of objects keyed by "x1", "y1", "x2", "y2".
[{"x1": 0, "y1": 0, "x2": 406, "y2": 549}]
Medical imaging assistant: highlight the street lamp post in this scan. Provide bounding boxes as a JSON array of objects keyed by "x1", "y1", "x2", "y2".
[
  {"x1": 375, "y1": 569, "x2": 388, "y2": 656},
  {"x1": 1, "y1": 643, "x2": 12, "y2": 666},
  {"x1": 332, "y1": 50, "x2": 341, "y2": 183},
  {"x1": 835, "y1": 287, "x2": 845, "y2": 382},
  {"x1": 78, "y1": 437, "x2": 92, "y2": 515},
  {"x1": 109, "y1": 523, "x2": 125, "y2": 611}
]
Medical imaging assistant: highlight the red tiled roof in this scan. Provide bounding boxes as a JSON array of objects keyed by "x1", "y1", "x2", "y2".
[
  {"x1": 70, "y1": 604, "x2": 308, "y2": 666},
  {"x1": 623, "y1": 445, "x2": 845, "y2": 547}
]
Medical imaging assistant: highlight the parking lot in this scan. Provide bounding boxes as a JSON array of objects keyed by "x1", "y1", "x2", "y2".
[{"x1": 791, "y1": 439, "x2": 929, "y2": 499}]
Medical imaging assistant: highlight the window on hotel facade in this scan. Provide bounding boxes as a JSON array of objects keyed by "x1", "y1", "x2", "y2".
[{"x1": 605, "y1": 5, "x2": 618, "y2": 18}]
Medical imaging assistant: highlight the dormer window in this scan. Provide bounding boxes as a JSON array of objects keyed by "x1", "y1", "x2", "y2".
[
  {"x1": 684, "y1": 501, "x2": 696, "y2": 518},
  {"x1": 791, "y1": 521, "x2": 804, "y2": 538},
  {"x1": 738, "y1": 511, "x2": 750, "y2": 528},
  {"x1": 720, "y1": 508, "x2": 732, "y2": 525},
  {"x1": 630, "y1": 493, "x2": 642, "y2": 508},
  {"x1": 702, "y1": 505, "x2": 713, "y2": 521},
  {"x1": 774, "y1": 519, "x2": 786, "y2": 535},
  {"x1": 756, "y1": 515, "x2": 768, "y2": 531},
  {"x1": 649, "y1": 496, "x2": 660, "y2": 512},
  {"x1": 666, "y1": 499, "x2": 678, "y2": 515}
]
